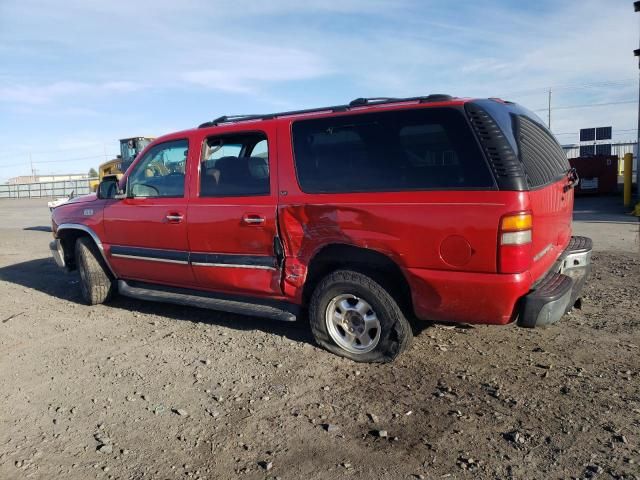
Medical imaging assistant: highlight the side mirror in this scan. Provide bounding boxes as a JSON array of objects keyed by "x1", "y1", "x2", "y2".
[{"x1": 97, "y1": 174, "x2": 125, "y2": 199}]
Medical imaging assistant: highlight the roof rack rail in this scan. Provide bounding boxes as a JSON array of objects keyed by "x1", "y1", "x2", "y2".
[
  {"x1": 419, "y1": 94, "x2": 453, "y2": 103},
  {"x1": 198, "y1": 114, "x2": 264, "y2": 128},
  {"x1": 198, "y1": 94, "x2": 454, "y2": 128},
  {"x1": 198, "y1": 105, "x2": 349, "y2": 128},
  {"x1": 349, "y1": 97, "x2": 400, "y2": 107},
  {"x1": 350, "y1": 94, "x2": 453, "y2": 107}
]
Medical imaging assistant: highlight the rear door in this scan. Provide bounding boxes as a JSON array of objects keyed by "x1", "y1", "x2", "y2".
[
  {"x1": 103, "y1": 138, "x2": 195, "y2": 286},
  {"x1": 186, "y1": 126, "x2": 282, "y2": 297}
]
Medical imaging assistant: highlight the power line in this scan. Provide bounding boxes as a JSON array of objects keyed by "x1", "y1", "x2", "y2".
[
  {"x1": 533, "y1": 99, "x2": 637, "y2": 112},
  {"x1": 0, "y1": 154, "x2": 117, "y2": 168},
  {"x1": 33, "y1": 154, "x2": 118, "y2": 164},
  {"x1": 501, "y1": 78, "x2": 637, "y2": 98},
  {"x1": 0, "y1": 143, "x2": 109, "y2": 160},
  {"x1": 551, "y1": 79, "x2": 636, "y2": 91}
]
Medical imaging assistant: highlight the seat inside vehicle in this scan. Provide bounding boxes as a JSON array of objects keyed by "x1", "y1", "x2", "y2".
[{"x1": 201, "y1": 155, "x2": 269, "y2": 196}]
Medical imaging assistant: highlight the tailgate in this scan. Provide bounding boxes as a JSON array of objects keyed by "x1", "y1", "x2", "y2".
[
  {"x1": 515, "y1": 111, "x2": 573, "y2": 275},
  {"x1": 529, "y1": 178, "x2": 573, "y2": 275}
]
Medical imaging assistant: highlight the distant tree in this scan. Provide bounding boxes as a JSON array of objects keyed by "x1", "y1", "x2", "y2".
[{"x1": 88, "y1": 168, "x2": 98, "y2": 178}]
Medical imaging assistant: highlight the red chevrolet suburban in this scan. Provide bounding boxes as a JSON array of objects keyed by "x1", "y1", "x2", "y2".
[{"x1": 50, "y1": 95, "x2": 591, "y2": 362}]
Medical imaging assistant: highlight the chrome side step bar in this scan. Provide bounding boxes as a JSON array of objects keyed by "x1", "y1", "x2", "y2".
[{"x1": 117, "y1": 280, "x2": 297, "y2": 322}]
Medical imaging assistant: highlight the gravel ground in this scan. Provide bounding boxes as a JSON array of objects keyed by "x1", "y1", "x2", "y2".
[{"x1": 0, "y1": 199, "x2": 638, "y2": 480}]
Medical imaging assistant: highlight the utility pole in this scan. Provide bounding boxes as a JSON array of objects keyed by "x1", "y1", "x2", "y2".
[
  {"x1": 634, "y1": 1, "x2": 640, "y2": 199},
  {"x1": 547, "y1": 88, "x2": 552, "y2": 129},
  {"x1": 29, "y1": 152, "x2": 36, "y2": 182}
]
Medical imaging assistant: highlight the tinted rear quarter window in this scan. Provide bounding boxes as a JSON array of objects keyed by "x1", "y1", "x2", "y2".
[
  {"x1": 467, "y1": 99, "x2": 569, "y2": 189},
  {"x1": 515, "y1": 115, "x2": 570, "y2": 187},
  {"x1": 292, "y1": 108, "x2": 495, "y2": 193}
]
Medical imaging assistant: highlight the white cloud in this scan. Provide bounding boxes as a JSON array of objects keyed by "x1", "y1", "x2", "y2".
[
  {"x1": 4, "y1": 0, "x2": 633, "y2": 108},
  {"x1": 181, "y1": 45, "x2": 330, "y2": 94},
  {"x1": 0, "y1": 80, "x2": 145, "y2": 105}
]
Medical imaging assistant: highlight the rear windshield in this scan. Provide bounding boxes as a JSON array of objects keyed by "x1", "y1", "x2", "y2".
[
  {"x1": 471, "y1": 99, "x2": 569, "y2": 188},
  {"x1": 292, "y1": 107, "x2": 495, "y2": 193}
]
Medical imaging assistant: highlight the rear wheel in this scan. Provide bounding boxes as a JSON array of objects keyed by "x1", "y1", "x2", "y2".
[
  {"x1": 75, "y1": 237, "x2": 113, "y2": 305},
  {"x1": 309, "y1": 270, "x2": 413, "y2": 363}
]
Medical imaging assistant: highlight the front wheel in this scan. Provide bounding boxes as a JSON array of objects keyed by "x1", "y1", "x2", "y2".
[
  {"x1": 309, "y1": 270, "x2": 413, "y2": 363},
  {"x1": 75, "y1": 237, "x2": 114, "y2": 305}
]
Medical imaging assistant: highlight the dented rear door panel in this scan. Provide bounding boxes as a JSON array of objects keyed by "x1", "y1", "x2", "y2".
[{"x1": 275, "y1": 121, "x2": 526, "y2": 305}]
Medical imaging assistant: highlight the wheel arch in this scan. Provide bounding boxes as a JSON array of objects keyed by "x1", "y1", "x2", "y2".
[
  {"x1": 302, "y1": 243, "x2": 414, "y2": 317},
  {"x1": 56, "y1": 224, "x2": 116, "y2": 276}
]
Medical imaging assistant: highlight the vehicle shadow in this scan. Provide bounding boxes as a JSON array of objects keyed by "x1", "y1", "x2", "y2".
[
  {"x1": 23, "y1": 226, "x2": 52, "y2": 232},
  {"x1": 0, "y1": 257, "x2": 314, "y2": 345}
]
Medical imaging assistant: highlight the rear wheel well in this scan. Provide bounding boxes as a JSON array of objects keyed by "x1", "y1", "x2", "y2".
[
  {"x1": 57, "y1": 229, "x2": 91, "y2": 270},
  {"x1": 303, "y1": 244, "x2": 414, "y2": 317}
]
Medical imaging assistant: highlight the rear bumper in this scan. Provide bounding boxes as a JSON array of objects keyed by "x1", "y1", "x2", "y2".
[{"x1": 517, "y1": 236, "x2": 592, "y2": 328}]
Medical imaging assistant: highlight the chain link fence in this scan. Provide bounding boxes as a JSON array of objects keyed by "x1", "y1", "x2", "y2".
[{"x1": 0, "y1": 178, "x2": 96, "y2": 199}]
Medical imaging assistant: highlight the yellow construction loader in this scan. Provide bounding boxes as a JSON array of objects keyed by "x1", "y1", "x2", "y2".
[{"x1": 90, "y1": 137, "x2": 154, "y2": 191}]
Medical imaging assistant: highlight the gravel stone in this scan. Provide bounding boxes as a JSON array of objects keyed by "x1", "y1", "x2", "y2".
[{"x1": 97, "y1": 444, "x2": 113, "y2": 454}]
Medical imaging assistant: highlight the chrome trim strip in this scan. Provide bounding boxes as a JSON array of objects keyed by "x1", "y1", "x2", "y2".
[
  {"x1": 533, "y1": 243, "x2": 553, "y2": 262},
  {"x1": 189, "y1": 252, "x2": 277, "y2": 269},
  {"x1": 111, "y1": 253, "x2": 189, "y2": 265},
  {"x1": 110, "y1": 245, "x2": 189, "y2": 263},
  {"x1": 56, "y1": 223, "x2": 117, "y2": 277},
  {"x1": 191, "y1": 262, "x2": 276, "y2": 270},
  {"x1": 56, "y1": 234, "x2": 278, "y2": 271}
]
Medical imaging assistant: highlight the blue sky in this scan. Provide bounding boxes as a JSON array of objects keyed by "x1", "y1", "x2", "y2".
[{"x1": 0, "y1": 0, "x2": 637, "y2": 182}]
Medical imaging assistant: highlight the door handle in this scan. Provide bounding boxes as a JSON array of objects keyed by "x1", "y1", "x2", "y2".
[
  {"x1": 166, "y1": 213, "x2": 184, "y2": 223},
  {"x1": 242, "y1": 214, "x2": 265, "y2": 225}
]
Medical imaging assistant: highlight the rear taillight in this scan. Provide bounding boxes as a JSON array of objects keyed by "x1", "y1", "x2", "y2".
[{"x1": 498, "y1": 212, "x2": 532, "y2": 273}]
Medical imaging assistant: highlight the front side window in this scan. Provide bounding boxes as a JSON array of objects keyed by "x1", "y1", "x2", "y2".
[
  {"x1": 292, "y1": 108, "x2": 494, "y2": 193},
  {"x1": 127, "y1": 139, "x2": 188, "y2": 198},
  {"x1": 200, "y1": 132, "x2": 269, "y2": 196}
]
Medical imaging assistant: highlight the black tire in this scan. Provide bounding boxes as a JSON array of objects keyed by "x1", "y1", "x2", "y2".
[
  {"x1": 75, "y1": 237, "x2": 113, "y2": 305},
  {"x1": 309, "y1": 270, "x2": 413, "y2": 363}
]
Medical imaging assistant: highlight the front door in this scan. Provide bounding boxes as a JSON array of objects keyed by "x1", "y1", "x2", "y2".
[
  {"x1": 103, "y1": 138, "x2": 196, "y2": 287},
  {"x1": 186, "y1": 127, "x2": 282, "y2": 297}
]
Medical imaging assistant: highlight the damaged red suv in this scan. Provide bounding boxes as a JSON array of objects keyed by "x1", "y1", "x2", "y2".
[{"x1": 50, "y1": 95, "x2": 591, "y2": 362}]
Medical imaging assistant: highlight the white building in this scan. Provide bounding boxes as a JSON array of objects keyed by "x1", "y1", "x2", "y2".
[{"x1": 5, "y1": 173, "x2": 88, "y2": 185}]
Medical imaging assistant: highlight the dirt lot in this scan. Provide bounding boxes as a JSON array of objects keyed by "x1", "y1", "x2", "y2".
[{"x1": 0, "y1": 198, "x2": 638, "y2": 480}]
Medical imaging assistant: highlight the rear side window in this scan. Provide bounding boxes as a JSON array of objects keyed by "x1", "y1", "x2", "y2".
[
  {"x1": 515, "y1": 115, "x2": 570, "y2": 187},
  {"x1": 200, "y1": 132, "x2": 269, "y2": 197},
  {"x1": 466, "y1": 99, "x2": 569, "y2": 190},
  {"x1": 292, "y1": 108, "x2": 494, "y2": 193}
]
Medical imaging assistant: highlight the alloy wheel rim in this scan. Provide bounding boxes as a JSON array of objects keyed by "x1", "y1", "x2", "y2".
[{"x1": 325, "y1": 294, "x2": 381, "y2": 354}]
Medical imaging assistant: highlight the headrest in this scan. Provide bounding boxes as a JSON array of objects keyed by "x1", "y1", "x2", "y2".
[
  {"x1": 214, "y1": 156, "x2": 239, "y2": 169},
  {"x1": 248, "y1": 156, "x2": 269, "y2": 179}
]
